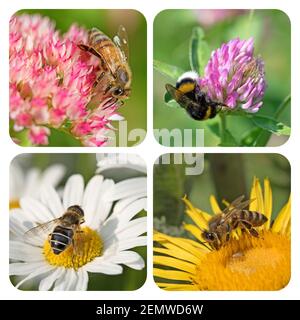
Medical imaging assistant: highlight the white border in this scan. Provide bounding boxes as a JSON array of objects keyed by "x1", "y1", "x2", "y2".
[{"x1": 0, "y1": 0, "x2": 299, "y2": 300}]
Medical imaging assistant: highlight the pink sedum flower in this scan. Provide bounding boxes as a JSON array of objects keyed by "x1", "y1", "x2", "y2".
[
  {"x1": 10, "y1": 14, "x2": 122, "y2": 146},
  {"x1": 199, "y1": 38, "x2": 266, "y2": 113}
]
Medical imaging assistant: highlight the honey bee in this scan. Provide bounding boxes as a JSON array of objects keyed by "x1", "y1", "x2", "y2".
[
  {"x1": 165, "y1": 71, "x2": 227, "y2": 120},
  {"x1": 78, "y1": 25, "x2": 131, "y2": 105},
  {"x1": 201, "y1": 195, "x2": 268, "y2": 250},
  {"x1": 24, "y1": 205, "x2": 85, "y2": 255}
]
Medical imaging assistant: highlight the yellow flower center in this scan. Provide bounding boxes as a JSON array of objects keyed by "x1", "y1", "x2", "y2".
[
  {"x1": 10, "y1": 199, "x2": 20, "y2": 209},
  {"x1": 43, "y1": 226, "x2": 103, "y2": 270},
  {"x1": 194, "y1": 231, "x2": 290, "y2": 290}
]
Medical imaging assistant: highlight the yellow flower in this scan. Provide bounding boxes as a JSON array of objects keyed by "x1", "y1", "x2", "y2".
[{"x1": 153, "y1": 177, "x2": 290, "y2": 290}]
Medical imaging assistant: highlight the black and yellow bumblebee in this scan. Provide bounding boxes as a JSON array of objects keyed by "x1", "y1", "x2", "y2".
[{"x1": 165, "y1": 71, "x2": 228, "y2": 121}]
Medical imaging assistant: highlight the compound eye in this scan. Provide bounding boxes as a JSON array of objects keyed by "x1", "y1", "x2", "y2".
[
  {"x1": 207, "y1": 233, "x2": 215, "y2": 241},
  {"x1": 114, "y1": 88, "x2": 124, "y2": 96}
]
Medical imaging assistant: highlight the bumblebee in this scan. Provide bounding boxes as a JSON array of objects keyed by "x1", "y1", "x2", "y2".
[{"x1": 165, "y1": 71, "x2": 227, "y2": 121}]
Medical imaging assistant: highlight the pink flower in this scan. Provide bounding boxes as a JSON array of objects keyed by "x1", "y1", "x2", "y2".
[
  {"x1": 28, "y1": 126, "x2": 50, "y2": 145},
  {"x1": 10, "y1": 14, "x2": 123, "y2": 146},
  {"x1": 199, "y1": 38, "x2": 266, "y2": 113}
]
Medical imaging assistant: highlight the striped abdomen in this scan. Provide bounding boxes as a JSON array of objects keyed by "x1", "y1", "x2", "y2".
[
  {"x1": 88, "y1": 28, "x2": 123, "y2": 73},
  {"x1": 50, "y1": 225, "x2": 74, "y2": 255},
  {"x1": 239, "y1": 210, "x2": 268, "y2": 226}
]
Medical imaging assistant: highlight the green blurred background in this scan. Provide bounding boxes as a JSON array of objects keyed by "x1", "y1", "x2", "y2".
[
  {"x1": 154, "y1": 10, "x2": 291, "y2": 146},
  {"x1": 11, "y1": 154, "x2": 147, "y2": 290},
  {"x1": 13, "y1": 10, "x2": 147, "y2": 147},
  {"x1": 154, "y1": 154, "x2": 290, "y2": 231}
]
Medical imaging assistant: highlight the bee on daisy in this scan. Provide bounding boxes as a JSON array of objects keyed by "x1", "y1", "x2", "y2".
[{"x1": 10, "y1": 154, "x2": 147, "y2": 291}]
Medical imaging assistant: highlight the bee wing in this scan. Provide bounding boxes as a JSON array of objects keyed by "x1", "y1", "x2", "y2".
[
  {"x1": 165, "y1": 83, "x2": 192, "y2": 107},
  {"x1": 113, "y1": 25, "x2": 129, "y2": 62},
  {"x1": 23, "y1": 219, "x2": 61, "y2": 245},
  {"x1": 72, "y1": 226, "x2": 85, "y2": 256},
  {"x1": 222, "y1": 196, "x2": 256, "y2": 222}
]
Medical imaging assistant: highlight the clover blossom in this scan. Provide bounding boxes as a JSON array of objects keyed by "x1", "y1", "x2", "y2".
[
  {"x1": 199, "y1": 38, "x2": 266, "y2": 113},
  {"x1": 10, "y1": 14, "x2": 122, "y2": 146}
]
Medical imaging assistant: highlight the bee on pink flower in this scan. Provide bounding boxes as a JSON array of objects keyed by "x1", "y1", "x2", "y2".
[{"x1": 9, "y1": 14, "x2": 124, "y2": 146}]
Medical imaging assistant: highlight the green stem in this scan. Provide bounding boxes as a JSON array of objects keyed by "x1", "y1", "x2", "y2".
[
  {"x1": 275, "y1": 94, "x2": 291, "y2": 119},
  {"x1": 219, "y1": 113, "x2": 227, "y2": 143}
]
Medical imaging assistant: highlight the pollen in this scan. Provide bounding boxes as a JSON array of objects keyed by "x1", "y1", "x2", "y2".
[
  {"x1": 193, "y1": 231, "x2": 290, "y2": 290},
  {"x1": 43, "y1": 226, "x2": 103, "y2": 270}
]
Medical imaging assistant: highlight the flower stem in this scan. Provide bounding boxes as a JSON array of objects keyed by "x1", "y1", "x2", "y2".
[
  {"x1": 275, "y1": 94, "x2": 291, "y2": 119},
  {"x1": 219, "y1": 113, "x2": 227, "y2": 142}
]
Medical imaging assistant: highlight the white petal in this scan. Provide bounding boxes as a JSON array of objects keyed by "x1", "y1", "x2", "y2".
[
  {"x1": 110, "y1": 251, "x2": 145, "y2": 270},
  {"x1": 110, "y1": 198, "x2": 146, "y2": 225},
  {"x1": 63, "y1": 269, "x2": 78, "y2": 291},
  {"x1": 15, "y1": 264, "x2": 53, "y2": 289},
  {"x1": 118, "y1": 236, "x2": 147, "y2": 251},
  {"x1": 75, "y1": 268, "x2": 89, "y2": 291},
  {"x1": 53, "y1": 271, "x2": 69, "y2": 291},
  {"x1": 10, "y1": 214, "x2": 28, "y2": 238},
  {"x1": 112, "y1": 196, "x2": 144, "y2": 215},
  {"x1": 102, "y1": 217, "x2": 146, "y2": 243},
  {"x1": 40, "y1": 185, "x2": 64, "y2": 218},
  {"x1": 41, "y1": 165, "x2": 66, "y2": 188},
  {"x1": 115, "y1": 217, "x2": 147, "y2": 240},
  {"x1": 10, "y1": 261, "x2": 46, "y2": 275},
  {"x1": 10, "y1": 241, "x2": 44, "y2": 261},
  {"x1": 85, "y1": 260, "x2": 123, "y2": 275},
  {"x1": 108, "y1": 250, "x2": 141, "y2": 264},
  {"x1": 63, "y1": 175, "x2": 84, "y2": 209},
  {"x1": 10, "y1": 163, "x2": 24, "y2": 199},
  {"x1": 24, "y1": 169, "x2": 40, "y2": 196},
  {"x1": 20, "y1": 197, "x2": 55, "y2": 222},
  {"x1": 39, "y1": 267, "x2": 65, "y2": 291},
  {"x1": 125, "y1": 258, "x2": 145, "y2": 270},
  {"x1": 108, "y1": 177, "x2": 147, "y2": 201},
  {"x1": 83, "y1": 176, "x2": 114, "y2": 228}
]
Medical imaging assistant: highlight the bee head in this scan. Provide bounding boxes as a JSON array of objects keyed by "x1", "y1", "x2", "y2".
[
  {"x1": 202, "y1": 230, "x2": 217, "y2": 243},
  {"x1": 67, "y1": 205, "x2": 85, "y2": 223}
]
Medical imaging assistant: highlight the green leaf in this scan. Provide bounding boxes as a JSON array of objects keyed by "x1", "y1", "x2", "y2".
[
  {"x1": 251, "y1": 115, "x2": 291, "y2": 136},
  {"x1": 241, "y1": 128, "x2": 262, "y2": 146},
  {"x1": 219, "y1": 129, "x2": 238, "y2": 146},
  {"x1": 206, "y1": 120, "x2": 220, "y2": 138},
  {"x1": 153, "y1": 59, "x2": 184, "y2": 80},
  {"x1": 189, "y1": 27, "x2": 210, "y2": 75}
]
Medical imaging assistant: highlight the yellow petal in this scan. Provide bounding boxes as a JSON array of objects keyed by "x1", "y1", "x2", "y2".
[
  {"x1": 153, "y1": 256, "x2": 196, "y2": 274},
  {"x1": 156, "y1": 283, "x2": 198, "y2": 290},
  {"x1": 272, "y1": 196, "x2": 291, "y2": 234},
  {"x1": 263, "y1": 178, "x2": 272, "y2": 229},
  {"x1": 249, "y1": 177, "x2": 264, "y2": 214},
  {"x1": 153, "y1": 268, "x2": 192, "y2": 281},
  {"x1": 210, "y1": 195, "x2": 222, "y2": 214},
  {"x1": 153, "y1": 246, "x2": 200, "y2": 264},
  {"x1": 183, "y1": 223, "x2": 203, "y2": 242},
  {"x1": 182, "y1": 196, "x2": 210, "y2": 229}
]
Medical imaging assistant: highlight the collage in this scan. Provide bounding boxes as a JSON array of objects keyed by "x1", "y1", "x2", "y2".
[{"x1": 1, "y1": 1, "x2": 299, "y2": 316}]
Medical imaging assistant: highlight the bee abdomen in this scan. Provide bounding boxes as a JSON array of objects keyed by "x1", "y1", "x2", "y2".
[
  {"x1": 241, "y1": 210, "x2": 268, "y2": 226},
  {"x1": 50, "y1": 226, "x2": 73, "y2": 255}
]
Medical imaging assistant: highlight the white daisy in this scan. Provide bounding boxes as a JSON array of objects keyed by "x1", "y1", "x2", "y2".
[
  {"x1": 10, "y1": 163, "x2": 66, "y2": 209},
  {"x1": 10, "y1": 174, "x2": 147, "y2": 290}
]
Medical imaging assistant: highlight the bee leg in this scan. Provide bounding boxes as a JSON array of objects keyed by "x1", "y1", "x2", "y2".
[
  {"x1": 239, "y1": 220, "x2": 259, "y2": 237},
  {"x1": 93, "y1": 72, "x2": 106, "y2": 88}
]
